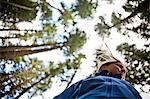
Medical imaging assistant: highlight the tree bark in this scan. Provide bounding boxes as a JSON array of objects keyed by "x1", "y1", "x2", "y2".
[
  {"x1": 0, "y1": 44, "x2": 66, "y2": 59},
  {"x1": 0, "y1": 43, "x2": 58, "y2": 52},
  {"x1": 0, "y1": 28, "x2": 41, "y2": 32},
  {"x1": 1, "y1": 0, "x2": 33, "y2": 11}
]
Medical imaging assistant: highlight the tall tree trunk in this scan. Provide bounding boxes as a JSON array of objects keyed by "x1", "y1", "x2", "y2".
[
  {"x1": 0, "y1": 44, "x2": 66, "y2": 59},
  {"x1": 0, "y1": 43, "x2": 58, "y2": 52},
  {"x1": 0, "y1": 28, "x2": 41, "y2": 32},
  {"x1": 1, "y1": 0, "x2": 33, "y2": 10}
]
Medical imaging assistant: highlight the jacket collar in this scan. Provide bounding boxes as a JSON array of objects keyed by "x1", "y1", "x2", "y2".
[{"x1": 95, "y1": 70, "x2": 122, "y2": 79}]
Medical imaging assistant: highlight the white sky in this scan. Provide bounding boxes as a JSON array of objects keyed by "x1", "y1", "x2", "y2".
[{"x1": 18, "y1": 0, "x2": 150, "y2": 99}]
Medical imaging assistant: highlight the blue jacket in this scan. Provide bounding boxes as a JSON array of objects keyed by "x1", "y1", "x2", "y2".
[{"x1": 54, "y1": 73, "x2": 142, "y2": 99}]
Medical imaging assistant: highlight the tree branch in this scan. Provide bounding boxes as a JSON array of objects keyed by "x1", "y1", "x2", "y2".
[
  {"x1": 108, "y1": 0, "x2": 149, "y2": 29},
  {"x1": 14, "y1": 74, "x2": 51, "y2": 99},
  {"x1": 65, "y1": 70, "x2": 77, "y2": 89},
  {"x1": 43, "y1": 0, "x2": 63, "y2": 14}
]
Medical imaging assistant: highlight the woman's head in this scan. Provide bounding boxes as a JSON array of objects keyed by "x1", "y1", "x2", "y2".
[{"x1": 98, "y1": 59, "x2": 127, "y2": 79}]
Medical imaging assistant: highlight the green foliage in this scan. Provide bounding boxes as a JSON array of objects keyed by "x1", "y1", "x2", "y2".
[
  {"x1": 95, "y1": 16, "x2": 111, "y2": 37},
  {"x1": 69, "y1": 53, "x2": 86, "y2": 69},
  {"x1": 0, "y1": 0, "x2": 37, "y2": 23},
  {"x1": 111, "y1": 12, "x2": 120, "y2": 24},
  {"x1": 106, "y1": 0, "x2": 113, "y2": 4},
  {"x1": 13, "y1": 57, "x2": 23, "y2": 63},
  {"x1": 0, "y1": 0, "x2": 95, "y2": 98},
  {"x1": 40, "y1": 1, "x2": 52, "y2": 21},
  {"x1": 66, "y1": 28, "x2": 87, "y2": 54},
  {"x1": 95, "y1": 0, "x2": 150, "y2": 93},
  {"x1": 111, "y1": 12, "x2": 121, "y2": 29},
  {"x1": 43, "y1": 23, "x2": 56, "y2": 34},
  {"x1": 74, "y1": 0, "x2": 97, "y2": 18},
  {"x1": 117, "y1": 43, "x2": 150, "y2": 91},
  {"x1": 60, "y1": 8, "x2": 73, "y2": 24},
  {"x1": 122, "y1": 3, "x2": 134, "y2": 12},
  {"x1": 1, "y1": 0, "x2": 149, "y2": 98}
]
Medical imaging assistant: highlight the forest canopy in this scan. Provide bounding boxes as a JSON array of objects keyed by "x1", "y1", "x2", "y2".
[{"x1": 0, "y1": 0, "x2": 149, "y2": 98}]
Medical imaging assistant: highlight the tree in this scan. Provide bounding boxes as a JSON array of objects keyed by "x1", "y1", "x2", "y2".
[
  {"x1": 1, "y1": 0, "x2": 149, "y2": 98},
  {"x1": 0, "y1": 0, "x2": 97, "y2": 98},
  {"x1": 0, "y1": 0, "x2": 37, "y2": 23},
  {"x1": 95, "y1": 0, "x2": 150, "y2": 92}
]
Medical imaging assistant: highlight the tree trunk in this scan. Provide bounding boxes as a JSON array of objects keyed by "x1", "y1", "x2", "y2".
[
  {"x1": 0, "y1": 28, "x2": 41, "y2": 32},
  {"x1": 0, "y1": 44, "x2": 65, "y2": 59},
  {"x1": 0, "y1": 43, "x2": 58, "y2": 52},
  {"x1": 1, "y1": 0, "x2": 33, "y2": 10}
]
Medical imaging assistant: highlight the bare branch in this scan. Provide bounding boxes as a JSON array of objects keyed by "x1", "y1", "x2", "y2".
[
  {"x1": 43, "y1": 0, "x2": 63, "y2": 14},
  {"x1": 65, "y1": 70, "x2": 77, "y2": 89},
  {"x1": 14, "y1": 74, "x2": 51, "y2": 99}
]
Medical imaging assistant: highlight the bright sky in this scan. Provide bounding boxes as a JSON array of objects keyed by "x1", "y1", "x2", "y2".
[{"x1": 18, "y1": 0, "x2": 150, "y2": 99}]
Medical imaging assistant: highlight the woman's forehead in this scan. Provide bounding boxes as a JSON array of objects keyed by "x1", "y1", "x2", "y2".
[{"x1": 113, "y1": 62, "x2": 126, "y2": 68}]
